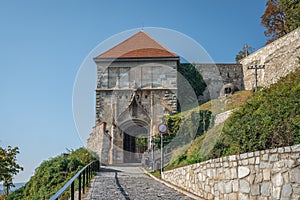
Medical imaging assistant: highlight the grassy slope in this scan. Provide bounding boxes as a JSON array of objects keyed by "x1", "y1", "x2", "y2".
[
  {"x1": 198, "y1": 90, "x2": 253, "y2": 115},
  {"x1": 167, "y1": 90, "x2": 253, "y2": 170},
  {"x1": 212, "y1": 67, "x2": 300, "y2": 158},
  {"x1": 168, "y1": 67, "x2": 300, "y2": 170}
]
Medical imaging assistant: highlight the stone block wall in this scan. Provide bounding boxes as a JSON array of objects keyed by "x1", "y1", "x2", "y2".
[
  {"x1": 87, "y1": 122, "x2": 111, "y2": 165},
  {"x1": 240, "y1": 27, "x2": 300, "y2": 90},
  {"x1": 214, "y1": 109, "x2": 235, "y2": 126},
  {"x1": 190, "y1": 63, "x2": 244, "y2": 100},
  {"x1": 163, "y1": 144, "x2": 300, "y2": 200}
]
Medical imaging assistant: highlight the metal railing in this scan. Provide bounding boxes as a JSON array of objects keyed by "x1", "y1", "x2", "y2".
[{"x1": 49, "y1": 160, "x2": 100, "y2": 200}]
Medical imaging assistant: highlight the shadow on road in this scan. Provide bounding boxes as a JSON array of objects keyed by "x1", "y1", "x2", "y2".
[
  {"x1": 115, "y1": 172, "x2": 130, "y2": 200},
  {"x1": 100, "y1": 168, "x2": 122, "y2": 173}
]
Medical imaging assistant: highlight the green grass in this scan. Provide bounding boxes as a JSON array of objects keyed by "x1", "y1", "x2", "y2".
[
  {"x1": 166, "y1": 123, "x2": 224, "y2": 170},
  {"x1": 150, "y1": 171, "x2": 162, "y2": 179},
  {"x1": 198, "y1": 90, "x2": 253, "y2": 115},
  {"x1": 166, "y1": 67, "x2": 300, "y2": 170},
  {"x1": 213, "y1": 67, "x2": 300, "y2": 157}
]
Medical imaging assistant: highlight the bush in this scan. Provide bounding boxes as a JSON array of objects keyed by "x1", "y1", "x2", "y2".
[
  {"x1": 6, "y1": 148, "x2": 96, "y2": 200},
  {"x1": 210, "y1": 67, "x2": 300, "y2": 158}
]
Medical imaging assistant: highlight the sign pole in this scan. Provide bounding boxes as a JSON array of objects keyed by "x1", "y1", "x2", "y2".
[
  {"x1": 151, "y1": 138, "x2": 155, "y2": 171},
  {"x1": 158, "y1": 123, "x2": 168, "y2": 175},
  {"x1": 160, "y1": 134, "x2": 163, "y2": 175}
]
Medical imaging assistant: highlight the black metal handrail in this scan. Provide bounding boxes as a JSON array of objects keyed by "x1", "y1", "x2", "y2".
[{"x1": 49, "y1": 160, "x2": 100, "y2": 200}]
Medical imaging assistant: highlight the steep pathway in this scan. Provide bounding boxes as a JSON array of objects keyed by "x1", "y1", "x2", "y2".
[{"x1": 86, "y1": 164, "x2": 191, "y2": 200}]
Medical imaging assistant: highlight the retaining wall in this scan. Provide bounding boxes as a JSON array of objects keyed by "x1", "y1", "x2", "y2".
[
  {"x1": 240, "y1": 27, "x2": 300, "y2": 91},
  {"x1": 163, "y1": 144, "x2": 300, "y2": 200}
]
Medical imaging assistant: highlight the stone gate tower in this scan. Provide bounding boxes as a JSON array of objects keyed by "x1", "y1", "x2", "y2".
[{"x1": 87, "y1": 31, "x2": 179, "y2": 164}]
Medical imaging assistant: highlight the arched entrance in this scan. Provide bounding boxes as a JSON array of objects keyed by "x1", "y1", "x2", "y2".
[{"x1": 119, "y1": 119, "x2": 149, "y2": 163}]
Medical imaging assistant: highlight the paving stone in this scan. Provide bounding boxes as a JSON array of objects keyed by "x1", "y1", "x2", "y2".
[{"x1": 87, "y1": 164, "x2": 191, "y2": 200}]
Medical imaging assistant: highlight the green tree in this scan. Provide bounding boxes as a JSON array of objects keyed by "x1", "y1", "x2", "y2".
[
  {"x1": 261, "y1": 0, "x2": 286, "y2": 44},
  {"x1": 178, "y1": 63, "x2": 207, "y2": 107},
  {"x1": 0, "y1": 146, "x2": 23, "y2": 195},
  {"x1": 280, "y1": 0, "x2": 300, "y2": 32},
  {"x1": 261, "y1": 0, "x2": 300, "y2": 44},
  {"x1": 235, "y1": 44, "x2": 254, "y2": 63}
]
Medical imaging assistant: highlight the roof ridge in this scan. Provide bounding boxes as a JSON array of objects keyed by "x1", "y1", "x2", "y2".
[
  {"x1": 96, "y1": 31, "x2": 177, "y2": 59},
  {"x1": 98, "y1": 31, "x2": 139, "y2": 57},
  {"x1": 139, "y1": 31, "x2": 175, "y2": 55}
]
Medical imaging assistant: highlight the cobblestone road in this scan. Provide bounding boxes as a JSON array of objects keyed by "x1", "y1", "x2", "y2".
[{"x1": 86, "y1": 164, "x2": 191, "y2": 200}]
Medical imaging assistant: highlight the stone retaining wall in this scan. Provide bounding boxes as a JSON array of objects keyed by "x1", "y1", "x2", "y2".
[
  {"x1": 240, "y1": 27, "x2": 300, "y2": 90},
  {"x1": 163, "y1": 144, "x2": 300, "y2": 200},
  {"x1": 214, "y1": 109, "x2": 235, "y2": 126}
]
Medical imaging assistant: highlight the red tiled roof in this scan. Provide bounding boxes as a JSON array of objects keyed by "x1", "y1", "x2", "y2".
[{"x1": 96, "y1": 31, "x2": 177, "y2": 59}]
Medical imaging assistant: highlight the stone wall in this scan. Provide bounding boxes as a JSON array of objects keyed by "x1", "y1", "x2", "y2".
[
  {"x1": 92, "y1": 58, "x2": 179, "y2": 164},
  {"x1": 163, "y1": 144, "x2": 300, "y2": 200},
  {"x1": 190, "y1": 63, "x2": 244, "y2": 101},
  {"x1": 87, "y1": 122, "x2": 111, "y2": 165},
  {"x1": 240, "y1": 27, "x2": 300, "y2": 90},
  {"x1": 214, "y1": 109, "x2": 235, "y2": 126}
]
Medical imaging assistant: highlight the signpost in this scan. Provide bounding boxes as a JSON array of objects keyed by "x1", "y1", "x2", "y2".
[
  {"x1": 247, "y1": 65, "x2": 265, "y2": 92},
  {"x1": 158, "y1": 123, "x2": 168, "y2": 175},
  {"x1": 150, "y1": 137, "x2": 158, "y2": 171}
]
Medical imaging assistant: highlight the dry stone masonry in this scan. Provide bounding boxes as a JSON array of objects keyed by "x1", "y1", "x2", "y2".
[{"x1": 163, "y1": 144, "x2": 300, "y2": 200}]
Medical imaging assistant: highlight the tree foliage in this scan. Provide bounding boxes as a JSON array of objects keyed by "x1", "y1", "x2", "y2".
[
  {"x1": 280, "y1": 0, "x2": 300, "y2": 32},
  {"x1": 177, "y1": 63, "x2": 207, "y2": 107},
  {"x1": 235, "y1": 44, "x2": 254, "y2": 63},
  {"x1": 0, "y1": 146, "x2": 23, "y2": 195},
  {"x1": 261, "y1": 0, "x2": 300, "y2": 44},
  {"x1": 154, "y1": 110, "x2": 212, "y2": 153},
  {"x1": 6, "y1": 148, "x2": 96, "y2": 200}
]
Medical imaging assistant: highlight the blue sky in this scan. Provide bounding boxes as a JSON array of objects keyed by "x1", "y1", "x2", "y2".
[{"x1": 0, "y1": 0, "x2": 267, "y2": 182}]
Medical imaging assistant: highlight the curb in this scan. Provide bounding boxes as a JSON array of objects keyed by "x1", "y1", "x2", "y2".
[{"x1": 141, "y1": 168, "x2": 203, "y2": 200}]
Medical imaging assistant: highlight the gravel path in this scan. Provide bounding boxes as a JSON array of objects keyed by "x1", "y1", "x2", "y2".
[{"x1": 86, "y1": 164, "x2": 191, "y2": 200}]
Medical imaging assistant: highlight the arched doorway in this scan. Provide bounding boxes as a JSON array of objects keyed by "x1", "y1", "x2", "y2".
[{"x1": 119, "y1": 119, "x2": 149, "y2": 163}]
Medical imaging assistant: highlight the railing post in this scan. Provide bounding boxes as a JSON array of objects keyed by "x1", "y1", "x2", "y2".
[
  {"x1": 78, "y1": 173, "x2": 81, "y2": 199},
  {"x1": 89, "y1": 165, "x2": 91, "y2": 179},
  {"x1": 49, "y1": 160, "x2": 99, "y2": 200},
  {"x1": 71, "y1": 182, "x2": 74, "y2": 200},
  {"x1": 86, "y1": 167, "x2": 88, "y2": 184},
  {"x1": 83, "y1": 169, "x2": 85, "y2": 194}
]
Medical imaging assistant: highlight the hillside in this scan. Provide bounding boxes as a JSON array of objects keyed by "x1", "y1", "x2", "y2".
[
  {"x1": 167, "y1": 67, "x2": 300, "y2": 169},
  {"x1": 198, "y1": 90, "x2": 253, "y2": 115},
  {"x1": 211, "y1": 67, "x2": 300, "y2": 158},
  {"x1": 0, "y1": 183, "x2": 25, "y2": 195},
  {"x1": 165, "y1": 90, "x2": 252, "y2": 169},
  {"x1": 6, "y1": 148, "x2": 96, "y2": 200}
]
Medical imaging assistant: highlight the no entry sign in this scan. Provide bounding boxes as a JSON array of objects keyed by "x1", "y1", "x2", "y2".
[{"x1": 158, "y1": 123, "x2": 168, "y2": 134}]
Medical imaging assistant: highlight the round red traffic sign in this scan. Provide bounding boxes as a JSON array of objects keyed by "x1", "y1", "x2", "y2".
[{"x1": 158, "y1": 123, "x2": 168, "y2": 134}]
